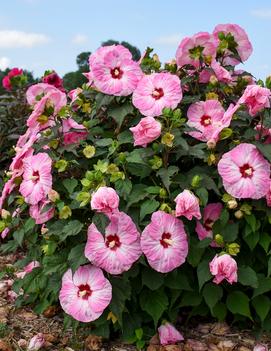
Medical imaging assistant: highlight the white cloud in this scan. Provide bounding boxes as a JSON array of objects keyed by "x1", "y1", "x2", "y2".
[
  {"x1": 251, "y1": 9, "x2": 271, "y2": 19},
  {"x1": 155, "y1": 34, "x2": 183, "y2": 46},
  {"x1": 0, "y1": 57, "x2": 10, "y2": 70},
  {"x1": 72, "y1": 34, "x2": 88, "y2": 45},
  {"x1": 0, "y1": 30, "x2": 50, "y2": 48}
]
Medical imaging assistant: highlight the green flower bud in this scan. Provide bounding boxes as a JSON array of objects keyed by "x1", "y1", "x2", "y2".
[
  {"x1": 214, "y1": 234, "x2": 224, "y2": 246},
  {"x1": 83, "y1": 145, "x2": 96, "y2": 159},
  {"x1": 227, "y1": 243, "x2": 240, "y2": 256},
  {"x1": 266, "y1": 76, "x2": 271, "y2": 89},
  {"x1": 159, "y1": 188, "x2": 167, "y2": 199},
  {"x1": 191, "y1": 175, "x2": 202, "y2": 188},
  {"x1": 117, "y1": 152, "x2": 126, "y2": 163},
  {"x1": 162, "y1": 107, "x2": 172, "y2": 117},
  {"x1": 81, "y1": 178, "x2": 91, "y2": 188},
  {"x1": 0, "y1": 221, "x2": 6, "y2": 232},
  {"x1": 149, "y1": 155, "x2": 163, "y2": 170},
  {"x1": 55, "y1": 159, "x2": 68, "y2": 172},
  {"x1": 59, "y1": 206, "x2": 72, "y2": 219},
  {"x1": 240, "y1": 203, "x2": 252, "y2": 215},
  {"x1": 234, "y1": 210, "x2": 243, "y2": 219},
  {"x1": 1, "y1": 209, "x2": 10, "y2": 219},
  {"x1": 227, "y1": 199, "x2": 238, "y2": 209},
  {"x1": 76, "y1": 191, "x2": 91, "y2": 207},
  {"x1": 159, "y1": 203, "x2": 172, "y2": 213},
  {"x1": 107, "y1": 164, "x2": 119, "y2": 174},
  {"x1": 37, "y1": 114, "x2": 49, "y2": 124},
  {"x1": 161, "y1": 133, "x2": 174, "y2": 147},
  {"x1": 110, "y1": 171, "x2": 125, "y2": 182},
  {"x1": 94, "y1": 160, "x2": 108, "y2": 173}
]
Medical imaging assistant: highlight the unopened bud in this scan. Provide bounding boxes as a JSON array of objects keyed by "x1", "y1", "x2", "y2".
[
  {"x1": 207, "y1": 139, "x2": 216, "y2": 149},
  {"x1": 206, "y1": 92, "x2": 219, "y2": 100},
  {"x1": 161, "y1": 133, "x2": 174, "y2": 147},
  {"x1": 48, "y1": 189, "x2": 60, "y2": 202},
  {"x1": 37, "y1": 115, "x2": 48, "y2": 124},
  {"x1": 59, "y1": 206, "x2": 72, "y2": 219},
  {"x1": 234, "y1": 210, "x2": 243, "y2": 219},
  {"x1": 227, "y1": 243, "x2": 240, "y2": 256},
  {"x1": 227, "y1": 199, "x2": 238, "y2": 209},
  {"x1": 83, "y1": 145, "x2": 95, "y2": 159},
  {"x1": 191, "y1": 175, "x2": 202, "y2": 188},
  {"x1": 1, "y1": 209, "x2": 10, "y2": 219},
  {"x1": 209, "y1": 75, "x2": 218, "y2": 85},
  {"x1": 159, "y1": 203, "x2": 172, "y2": 213},
  {"x1": 214, "y1": 234, "x2": 224, "y2": 246}
]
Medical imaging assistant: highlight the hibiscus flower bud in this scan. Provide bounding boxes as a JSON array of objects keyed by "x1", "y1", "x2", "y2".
[
  {"x1": 159, "y1": 203, "x2": 172, "y2": 213},
  {"x1": 76, "y1": 191, "x2": 91, "y2": 207},
  {"x1": 149, "y1": 155, "x2": 163, "y2": 170},
  {"x1": 28, "y1": 333, "x2": 45, "y2": 351},
  {"x1": 209, "y1": 75, "x2": 218, "y2": 85},
  {"x1": 36, "y1": 114, "x2": 49, "y2": 124},
  {"x1": 162, "y1": 133, "x2": 174, "y2": 147},
  {"x1": 206, "y1": 92, "x2": 219, "y2": 100},
  {"x1": 207, "y1": 139, "x2": 216, "y2": 149},
  {"x1": 48, "y1": 189, "x2": 60, "y2": 202},
  {"x1": 214, "y1": 234, "x2": 224, "y2": 246},
  {"x1": 227, "y1": 199, "x2": 238, "y2": 209},
  {"x1": 41, "y1": 225, "x2": 48, "y2": 235},
  {"x1": 59, "y1": 206, "x2": 72, "y2": 219},
  {"x1": 54, "y1": 159, "x2": 68, "y2": 172},
  {"x1": 207, "y1": 153, "x2": 217, "y2": 166},
  {"x1": 1, "y1": 209, "x2": 10, "y2": 219},
  {"x1": 83, "y1": 145, "x2": 96, "y2": 159},
  {"x1": 0, "y1": 221, "x2": 6, "y2": 232},
  {"x1": 191, "y1": 175, "x2": 202, "y2": 188},
  {"x1": 227, "y1": 243, "x2": 240, "y2": 256},
  {"x1": 159, "y1": 188, "x2": 167, "y2": 199},
  {"x1": 234, "y1": 210, "x2": 243, "y2": 219}
]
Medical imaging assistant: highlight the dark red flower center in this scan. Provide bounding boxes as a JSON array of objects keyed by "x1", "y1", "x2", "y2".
[
  {"x1": 111, "y1": 67, "x2": 123, "y2": 79},
  {"x1": 152, "y1": 88, "x2": 164, "y2": 100},
  {"x1": 106, "y1": 234, "x2": 121, "y2": 250},
  {"x1": 160, "y1": 232, "x2": 172, "y2": 248},
  {"x1": 204, "y1": 218, "x2": 213, "y2": 231},
  {"x1": 31, "y1": 170, "x2": 40, "y2": 183},
  {"x1": 239, "y1": 163, "x2": 254, "y2": 178},
  {"x1": 77, "y1": 284, "x2": 92, "y2": 300},
  {"x1": 200, "y1": 115, "x2": 212, "y2": 126}
]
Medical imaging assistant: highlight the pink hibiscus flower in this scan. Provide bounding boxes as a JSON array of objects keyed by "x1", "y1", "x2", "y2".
[
  {"x1": 91, "y1": 186, "x2": 119, "y2": 214},
  {"x1": 158, "y1": 323, "x2": 184, "y2": 346},
  {"x1": 213, "y1": 23, "x2": 253, "y2": 65},
  {"x1": 42, "y1": 71, "x2": 64, "y2": 92},
  {"x1": 265, "y1": 181, "x2": 271, "y2": 207},
  {"x1": 2, "y1": 68, "x2": 23, "y2": 90},
  {"x1": 141, "y1": 211, "x2": 188, "y2": 273},
  {"x1": 89, "y1": 45, "x2": 143, "y2": 96},
  {"x1": 174, "y1": 189, "x2": 201, "y2": 220},
  {"x1": 199, "y1": 60, "x2": 232, "y2": 84},
  {"x1": 238, "y1": 85, "x2": 271, "y2": 116},
  {"x1": 29, "y1": 200, "x2": 54, "y2": 224},
  {"x1": 85, "y1": 211, "x2": 141, "y2": 274},
  {"x1": 19, "y1": 153, "x2": 53, "y2": 205},
  {"x1": 16, "y1": 261, "x2": 40, "y2": 279},
  {"x1": 209, "y1": 254, "x2": 238, "y2": 285},
  {"x1": 59, "y1": 265, "x2": 112, "y2": 322},
  {"x1": 27, "y1": 90, "x2": 67, "y2": 129},
  {"x1": 176, "y1": 32, "x2": 217, "y2": 69},
  {"x1": 129, "y1": 117, "x2": 161, "y2": 147},
  {"x1": 195, "y1": 203, "x2": 223, "y2": 245},
  {"x1": 218, "y1": 143, "x2": 270, "y2": 199},
  {"x1": 61, "y1": 118, "x2": 88, "y2": 145},
  {"x1": 187, "y1": 100, "x2": 238, "y2": 144},
  {"x1": 26, "y1": 83, "x2": 60, "y2": 106},
  {"x1": 132, "y1": 72, "x2": 182, "y2": 117}
]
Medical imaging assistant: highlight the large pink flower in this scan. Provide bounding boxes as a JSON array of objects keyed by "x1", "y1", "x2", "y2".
[
  {"x1": 187, "y1": 100, "x2": 238, "y2": 143},
  {"x1": 91, "y1": 186, "x2": 119, "y2": 214},
  {"x1": 218, "y1": 143, "x2": 270, "y2": 199},
  {"x1": 238, "y1": 85, "x2": 270, "y2": 116},
  {"x1": 19, "y1": 153, "x2": 52, "y2": 205},
  {"x1": 174, "y1": 189, "x2": 201, "y2": 220},
  {"x1": 130, "y1": 117, "x2": 161, "y2": 147},
  {"x1": 176, "y1": 32, "x2": 217, "y2": 69},
  {"x1": 2, "y1": 68, "x2": 23, "y2": 90},
  {"x1": 213, "y1": 23, "x2": 253, "y2": 65},
  {"x1": 195, "y1": 203, "x2": 223, "y2": 245},
  {"x1": 26, "y1": 83, "x2": 60, "y2": 106},
  {"x1": 158, "y1": 323, "x2": 184, "y2": 346},
  {"x1": 90, "y1": 45, "x2": 143, "y2": 96},
  {"x1": 42, "y1": 71, "x2": 64, "y2": 92},
  {"x1": 61, "y1": 118, "x2": 88, "y2": 145},
  {"x1": 29, "y1": 200, "x2": 54, "y2": 224},
  {"x1": 141, "y1": 211, "x2": 188, "y2": 273},
  {"x1": 27, "y1": 90, "x2": 67, "y2": 129},
  {"x1": 132, "y1": 73, "x2": 182, "y2": 117},
  {"x1": 59, "y1": 265, "x2": 112, "y2": 323},
  {"x1": 85, "y1": 211, "x2": 141, "y2": 274},
  {"x1": 209, "y1": 254, "x2": 237, "y2": 285}
]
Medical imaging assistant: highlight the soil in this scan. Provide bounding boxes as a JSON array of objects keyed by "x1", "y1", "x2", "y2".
[{"x1": 0, "y1": 252, "x2": 270, "y2": 351}]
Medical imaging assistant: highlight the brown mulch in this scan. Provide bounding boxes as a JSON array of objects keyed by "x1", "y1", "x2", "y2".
[{"x1": 0, "y1": 253, "x2": 270, "y2": 350}]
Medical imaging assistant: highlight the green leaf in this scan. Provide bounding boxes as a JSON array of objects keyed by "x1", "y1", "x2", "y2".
[
  {"x1": 126, "y1": 184, "x2": 148, "y2": 209},
  {"x1": 157, "y1": 166, "x2": 178, "y2": 191},
  {"x1": 110, "y1": 277, "x2": 131, "y2": 326},
  {"x1": 196, "y1": 187, "x2": 208, "y2": 206},
  {"x1": 115, "y1": 179, "x2": 132, "y2": 200},
  {"x1": 24, "y1": 218, "x2": 36, "y2": 233},
  {"x1": 61, "y1": 220, "x2": 84, "y2": 241},
  {"x1": 187, "y1": 237, "x2": 205, "y2": 267},
  {"x1": 268, "y1": 257, "x2": 271, "y2": 277},
  {"x1": 92, "y1": 213, "x2": 109, "y2": 234},
  {"x1": 179, "y1": 291, "x2": 202, "y2": 307},
  {"x1": 142, "y1": 267, "x2": 164, "y2": 290},
  {"x1": 238, "y1": 266, "x2": 258, "y2": 288},
  {"x1": 164, "y1": 270, "x2": 192, "y2": 291},
  {"x1": 226, "y1": 291, "x2": 251, "y2": 318},
  {"x1": 108, "y1": 102, "x2": 134, "y2": 127},
  {"x1": 255, "y1": 142, "x2": 271, "y2": 163},
  {"x1": 253, "y1": 277, "x2": 271, "y2": 298},
  {"x1": 222, "y1": 222, "x2": 239, "y2": 242},
  {"x1": 212, "y1": 302, "x2": 227, "y2": 321},
  {"x1": 140, "y1": 199, "x2": 160, "y2": 221},
  {"x1": 95, "y1": 138, "x2": 113, "y2": 147},
  {"x1": 13, "y1": 228, "x2": 25, "y2": 246},
  {"x1": 140, "y1": 288, "x2": 168, "y2": 327},
  {"x1": 243, "y1": 231, "x2": 259, "y2": 250},
  {"x1": 68, "y1": 244, "x2": 88, "y2": 272},
  {"x1": 202, "y1": 283, "x2": 223, "y2": 309},
  {"x1": 135, "y1": 328, "x2": 143, "y2": 340},
  {"x1": 63, "y1": 179, "x2": 78, "y2": 194},
  {"x1": 197, "y1": 259, "x2": 212, "y2": 290},
  {"x1": 259, "y1": 232, "x2": 271, "y2": 253},
  {"x1": 252, "y1": 295, "x2": 271, "y2": 322}
]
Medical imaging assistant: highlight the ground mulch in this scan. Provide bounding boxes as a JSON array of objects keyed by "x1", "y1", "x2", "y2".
[{"x1": 0, "y1": 252, "x2": 270, "y2": 351}]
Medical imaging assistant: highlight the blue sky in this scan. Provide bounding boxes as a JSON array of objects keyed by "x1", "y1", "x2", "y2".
[{"x1": 0, "y1": 0, "x2": 271, "y2": 79}]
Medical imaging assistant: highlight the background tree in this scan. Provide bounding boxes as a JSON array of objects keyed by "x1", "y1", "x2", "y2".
[{"x1": 63, "y1": 52, "x2": 90, "y2": 91}]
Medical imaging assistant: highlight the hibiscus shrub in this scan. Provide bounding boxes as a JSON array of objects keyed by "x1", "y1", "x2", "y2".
[{"x1": 2, "y1": 23, "x2": 271, "y2": 345}]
